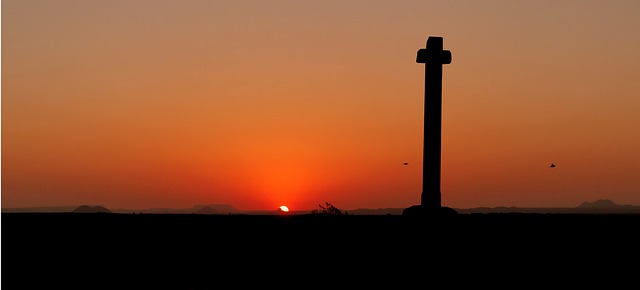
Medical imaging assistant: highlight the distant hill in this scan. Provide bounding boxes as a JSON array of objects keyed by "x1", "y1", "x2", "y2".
[
  {"x1": 72, "y1": 205, "x2": 111, "y2": 213},
  {"x1": 453, "y1": 199, "x2": 640, "y2": 214},
  {"x1": 2, "y1": 204, "x2": 240, "y2": 214},
  {"x1": 574, "y1": 199, "x2": 640, "y2": 213},
  {"x1": 111, "y1": 204, "x2": 240, "y2": 214},
  {"x1": 578, "y1": 199, "x2": 622, "y2": 209},
  {"x1": 190, "y1": 204, "x2": 237, "y2": 214},
  {"x1": 4, "y1": 199, "x2": 639, "y2": 215},
  {"x1": 1, "y1": 206, "x2": 78, "y2": 213},
  {"x1": 194, "y1": 206, "x2": 219, "y2": 215},
  {"x1": 344, "y1": 199, "x2": 640, "y2": 215}
]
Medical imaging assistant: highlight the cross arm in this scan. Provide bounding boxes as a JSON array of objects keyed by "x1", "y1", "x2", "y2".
[{"x1": 416, "y1": 49, "x2": 452, "y2": 64}]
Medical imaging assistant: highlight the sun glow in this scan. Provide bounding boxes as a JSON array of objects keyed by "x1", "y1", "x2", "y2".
[{"x1": 279, "y1": 205, "x2": 290, "y2": 212}]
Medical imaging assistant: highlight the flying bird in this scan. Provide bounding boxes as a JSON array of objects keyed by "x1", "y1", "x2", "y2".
[
  {"x1": 403, "y1": 162, "x2": 409, "y2": 166},
  {"x1": 550, "y1": 163, "x2": 556, "y2": 168}
]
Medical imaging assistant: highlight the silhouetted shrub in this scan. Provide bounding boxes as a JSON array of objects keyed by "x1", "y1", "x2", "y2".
[{"x1": 311, "y1": 202, "x2": 349, "y2": 215}]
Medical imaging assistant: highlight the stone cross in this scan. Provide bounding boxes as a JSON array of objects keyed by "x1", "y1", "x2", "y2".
[{"x1": 416, "y1": 36, "x2": 451, "y2": 209}]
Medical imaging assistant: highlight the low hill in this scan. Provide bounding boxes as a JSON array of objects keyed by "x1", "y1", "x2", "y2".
[
  {"x1": 194, "y1": 206, "x2": 219, "y2": 214},
  {"x1": 3, "y1": 199, "x2": 639, "y2": 215},
  {"x1": 453, "y1": 199, "x2": 640, "y2": 214},
  {"x1": 72, "y1": 205, "x2": 111, "y2": 213},
  {"x1": 111, "y1": 204, "x2": 240, "y2": 214},
  {"x1": 1, "y1": 206, "x2": 78, "y2": 213}
]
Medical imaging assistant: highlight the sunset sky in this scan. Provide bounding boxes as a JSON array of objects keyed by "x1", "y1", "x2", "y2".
[{"x1": 3, "y1": 0, "x2": 639, "y2": 211}]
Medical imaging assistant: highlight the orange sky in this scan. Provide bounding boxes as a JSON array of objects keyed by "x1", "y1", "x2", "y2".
[{"x1": 3, "y1": 0, "x2": 640, "y2": 211}]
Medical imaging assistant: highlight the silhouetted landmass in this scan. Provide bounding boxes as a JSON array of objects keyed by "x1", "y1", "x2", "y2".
[
  {"x1": 455, "y1": 199, "x2": 640, "y2": 214},
  {"x1": 72, "y1": 205, "x2": 111, "y2": 213},
  {"x1": 190, "y1": 204, "x2": 237, "y2": 214},
  {"x1": 576, "y1": 199, "x2": 640, "y2": 211},
  {"x1": 4, "y1": 199, "x2": 639, "y2": 215},
  {"x1": 194, "y1": 206, "x2": 219, "y2": 214},
  {"x1": 1, "y1": 205, "x2": 79, "y2": 213},
  {"x1": 345, "y1": 199, "x2": 640, "y2": 215},
  {"x1": 110, "y1": 204, "x2": 239, "y2": 214},
  {"x1": 3, "y1": 211, "x2": 638, "y2": 287}
]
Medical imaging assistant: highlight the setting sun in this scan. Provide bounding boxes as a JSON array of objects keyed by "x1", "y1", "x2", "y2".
[{"x1": 279, "y1": 206, "x2": 290, "y2": 212}]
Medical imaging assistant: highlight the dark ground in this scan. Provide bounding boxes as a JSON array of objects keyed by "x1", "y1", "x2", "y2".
[{"x1": 3, "y1": 212, "x2": 639, "y2": 287}]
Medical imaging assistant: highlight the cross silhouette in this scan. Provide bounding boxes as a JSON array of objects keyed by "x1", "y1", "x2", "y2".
[{"x1": 416, "y1": 36, "x2": 451, "y2": 209}]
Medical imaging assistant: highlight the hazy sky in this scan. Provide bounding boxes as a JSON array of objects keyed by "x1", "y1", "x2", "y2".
[{"x1": 3, "y1": 0, "x2": 640, "y2": 211}]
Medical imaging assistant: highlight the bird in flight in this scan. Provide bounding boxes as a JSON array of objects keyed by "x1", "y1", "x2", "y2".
[
  {"x1": 550, "y1": 163, "x2": 556, "y2": 168},
  {"x1": 403, "y1": 162, "x2": 409, "y2": 166}
]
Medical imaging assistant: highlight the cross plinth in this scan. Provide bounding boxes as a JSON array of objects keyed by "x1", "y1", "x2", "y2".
[{"x1": 403, "y1": 36, "x2": 458, "y2": 217}]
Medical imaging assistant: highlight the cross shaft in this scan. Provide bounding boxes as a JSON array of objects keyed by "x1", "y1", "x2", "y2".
[{"x1": 416, "y1": 36, "x2": 451, "y2": 209}]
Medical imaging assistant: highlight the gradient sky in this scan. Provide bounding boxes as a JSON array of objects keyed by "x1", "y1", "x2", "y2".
[{"x1": 3, "y1": 0, "x2": 640, "y2": 211}]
